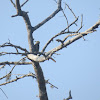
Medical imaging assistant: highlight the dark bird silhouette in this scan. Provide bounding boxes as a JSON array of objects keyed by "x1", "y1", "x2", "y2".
[{"x1": 34, "y1": 41, "x2": 40, "y2": 54}]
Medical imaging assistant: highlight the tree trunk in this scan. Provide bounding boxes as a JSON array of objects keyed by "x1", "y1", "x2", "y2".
[{"x1": 32, "y1": 62, "x2": 48, "y2": 100}]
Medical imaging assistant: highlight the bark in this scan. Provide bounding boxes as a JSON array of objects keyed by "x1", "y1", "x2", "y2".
[
  {"x1": 14, "y1": 0, "x2": 49, "y2": 100},
  {"x1": 32, "y1": 62, "x2": 48, "y2": 100},
  {"x1": 8, "y1": 0, "x2": 62, "y2": 99},
  {"x1": 5, "y1": 1, "x2": 99, "y2": 100}
]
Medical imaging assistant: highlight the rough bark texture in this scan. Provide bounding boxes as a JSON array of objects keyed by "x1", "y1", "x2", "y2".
[
  {"x1": 0, "y1": 0, "x2": 99, "y2": 100},
  {"x1": 14, "y1": 0, "x2": 49, "y2": 100},
  {"x1": 32, "y1": 62, "x2": 48, "y2": 100}
]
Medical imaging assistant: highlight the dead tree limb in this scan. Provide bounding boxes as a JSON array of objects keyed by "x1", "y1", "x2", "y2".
[
  {"x1": 33, "y1": 0, "x2": 62, "y2": 31},
  {"x1": 0, "y1": 61, "x2": 31, "y2": 66},
  {"x1": 0, "y1": 73, "x2": 36, "y2": 86},
  {"x1": 64, "y1": 90, "x2": 72, "y2": 100},
  {"x1": 0, "y1": 57, "x2": 27, "y2": 80},
  {"x1": 9, "y1": 0, "x2": 63, "y2": 100},
  {"x1": 27, "y1": 20, "x2": 100, "y2": 63},
  {"x1": 21, "y1": 0, "x2": 29, "y2": 7},
  {"x1": 0, "y1": 1, "x2": 99, "y2": 100}
]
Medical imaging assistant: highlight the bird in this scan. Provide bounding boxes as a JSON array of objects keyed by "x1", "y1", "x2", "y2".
[{"x1": 34, "y1": 41, "x2": 40, "y2": 54}]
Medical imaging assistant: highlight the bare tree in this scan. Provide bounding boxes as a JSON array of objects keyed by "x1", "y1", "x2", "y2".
[{"x1": 0, "y1": 0, "x2": 100, "y2": 100}]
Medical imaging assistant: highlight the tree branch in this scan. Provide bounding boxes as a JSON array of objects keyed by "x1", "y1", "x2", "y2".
[
  {"x1": 62, "y1": 10, "x2": 69, "y2": 31},
  {"x1": 76, "y1": 14, "x2": 83, "y2": 32},
  {"x1": 41, "y1": 17, "x2": 78, "y2": 53},
  {"x1": 0, "y1": 73, "x2": 36, "y2": 86},
  {"x1": 33, "y1": 0, "x2": 62, "y2": 31},
  {"x1": 21, "y1": 0, "x2": 29, "y2": 7},
  {"x1": 46, "y1": 20, "x2": 100, "y2": 56},
  {"x1": 0, "y1": 72, "x2": 58, "y2": 90},
  {"x1": 27, "y1": 20, "x2": 100, "y2": 62},
  {"x1": 45, "y1": 80, "x2": 58, "y2": 89},
  {"x1": 0, "y1": 88, "x2": 8, "y2": 99},
  {"x1": 10, "y1": 0, "x2": 16, "y2": 7},
  {"x1": 11, "y1": 1, "x2": 49, "y2": 100},
  {"x1": 86, "y1": 20, "x2": 100, "y2": 32},
  {"x1": 64, "y1": 90, "x2": 72, "y2": 100},
  {"x1": 0, "y1": 42, "x2": 28, "y2": 52},
  {"x1": 0, "y1": 57, "x2": 27, "y2": 80},
  {"x1": 8, "y1": 1, "x2": 100, "y2": 100},
  {"x1": 15, "y1": 0, "x2": 21, "y2": 13},
  {"x1": 0, "y1": 61, "x2": 31, "y2": 66},
  {"x1": 65, "y1": 3, "x2": 77, "y2": 19},
  {"x1": 11, "y1": 0, "x2": 35, "y2": 52},
  {"x1": 31, "y1": 62, "x2": 48, "y2": 100}
]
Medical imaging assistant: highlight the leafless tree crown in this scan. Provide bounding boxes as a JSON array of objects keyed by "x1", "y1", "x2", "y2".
[{"x1": 0, "y1": 0, "x2": 100, "y2": 100}]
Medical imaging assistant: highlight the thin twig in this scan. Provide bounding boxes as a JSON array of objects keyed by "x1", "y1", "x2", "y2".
[
  {"x1": 53, "y1": 0, "x2": 57, "y2": 3},
  {"x1": 0, "y1": 73, "x2": 57, "y2": 90},
  {"x1": 86, "y1": 20, "x2": 100, "y2": 32},
  {"x1": 64, "y1": 90, "x2": 72, "y2": 100},
  {"x1": 65, "y1": 3, "x2": 77, "y2": 19},
  {"x1": 62, "y1": 10, "x2": 69, "y2": 31},
  {"x1": 0, "y1": 42, "x2": 28, "y2": 52},
  {"x1": 45, "y1": 80, "x2": 58, "y2": 89},
  {"x1": 26, "y1": 27, "x2": 97, "y2": 63},
  {"x1": 0, "y1": 73, "x2": 36, "y2": 86},
  {"x1": 0, "y1": 65, "x2": 5, "y2": 70},
  {"x1": 0, "y1": 88, "x2": 8, "y2": 99},
  {"x1": 8, "y1": 57, "x2": 27, "y2": 74},
  {"x1": 63, "y1": 31, "x2": 93, "y2": 42},
  {"x1": 41, "y1": 18, "x2": 78, "y2": 53},
  {"x1": 44, "y1": 21, "x2": 100, "y2": 60},
  {"x1": 0, "y1": 61, "x2": 31, "y2": 65},
  {"x1": 10, "y1": 0, "x2": 16, "y2": 7},
  {"x1": 76, "y1": 14, "x2": 83, "y2": 32},
  {"x1": 33, "y1": 0, "x2": 62, "y2": 31},
  {"x1": 0, "y1": 57, "x2": 27, "y2": 80},
  {"x1": 21, "y1": 0, "x2": 29, "y2": 7},
  {"x1": 0, "y1": 52, "x2": 27, "y2": 56},
  {"x1": 0, "y1": 52, "x2": 44, "y2": 57},
  {"x1": 63, "y1": 32, "x2": 81, "y2": 42}
]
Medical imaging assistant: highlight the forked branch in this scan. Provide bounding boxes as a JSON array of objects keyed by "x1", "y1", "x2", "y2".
[
  {"x1": 41, "y1": 17, "x2": 78, "y2": 53},
  {"x1": 0, "y1": 73, "x2": 36, "y2": 86},
  {"x1": 33, "y1": 0, "x2": 62, "y2": 31},
  {"x1": 10, "y1": 0, "x2": 16, "y2": 7},
  {"x1": 21, "y1": 0, "x2": 29, "y2": 7},
  {"x1": 0, "y1": 57, "x2": 27, "y2": 80},
  {"x1": 1, "y1": 1, "x2": 99, "y2": 100},
  {"x1": 46, "y1": 20, "x2": 100, "y2": 55},
  {"x1": 0, "y1": 61, "x2": 31, "y2": 66},
  {"x1": 64, "y1": 90, "x2": 72, "y2": 100},
  {"x1": 27, "y1": 20, "x2": 100, "y2": 62},
  {"x1": 0, "y1": 42, "x2": 28, "y2": 53}
]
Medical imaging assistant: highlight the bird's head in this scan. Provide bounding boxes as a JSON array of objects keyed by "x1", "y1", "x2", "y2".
[{"x1": 35, "y1": 41, "x2": 40, "y2": 44}]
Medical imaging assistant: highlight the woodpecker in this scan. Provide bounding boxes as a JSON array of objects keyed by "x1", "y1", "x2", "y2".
[{"x1": 34, "y1": 41, "x2": 40, "y2": 54}]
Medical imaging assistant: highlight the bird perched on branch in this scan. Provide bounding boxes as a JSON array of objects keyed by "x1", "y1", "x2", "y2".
[{"x1": 34, "y1": 41, "x2": 40, "y2": 54}]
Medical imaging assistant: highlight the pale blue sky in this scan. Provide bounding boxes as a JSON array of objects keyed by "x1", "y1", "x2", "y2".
[{"x1": 0, "y1": 0, "x2": 100, "y2": 100}]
